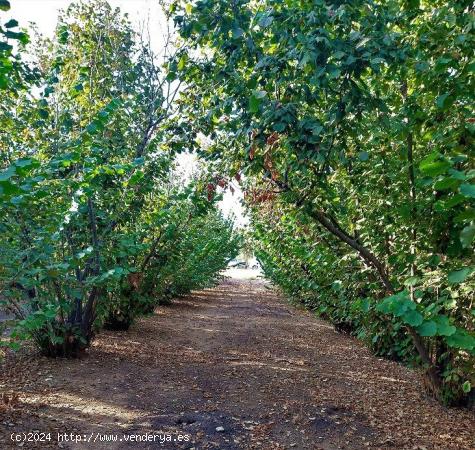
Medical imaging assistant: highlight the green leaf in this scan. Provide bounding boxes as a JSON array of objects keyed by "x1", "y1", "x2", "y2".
[
  {"x1": 435, "y1": 316, "x2": 456, "y2": 336},
  {"x1": 0, "y1": 180, "x2": 21, "y2": 196},
  {"x1": 436, "y1": 93, "x2": 450, "y2": 109},
  {"x1": 57, "y1": 25, "x2": 69, "y2": 44},
  {"x1": 448, "y1": 168, "x2": 467, "y2": 180},
  {"x1": 376, "y1": 292, "x2": 401, "y2": 314},
  {"x1": 128, "y1": 171, "x2": 144, "y2": 186},
  {"x1": 376, "y1": 291, "x2": 416, "y2": 318},
  {"x1": 370, "y1": 57, "x2": 385, "y2": 66},
  {"x1": 460, "y1": 183, "x2": 475, "y2": 198},
  {"x1": 15, "y1": 158, "x2": 36, "y2": 168},
  {"x1": 4, "y1": 18, "x2": 18, "y2": 28},
  {"x1": 253, "y1": 90, "x2": 267, "y2": 99},
  {"x1": 50, "y1": 335, "x2": 65, "y2": 344},
  {"x1": 249, "y1": 95, "x2": 259, "y2": 113},
  {"x1": 0, "y1": 340, "x2": 20, "y2": 351},
  {"x1": 448, "y1": 267, "x2": 472, "y2": 284},
  {"x1": 0, "y1": 0, "x2": 10, "y2": 11},
  {"x1": 4, "y1": 30, "x2": 29, "y2": 44},
  {"x1": 86, "y1": 122, "x2": 99, "y2": 135},
  {"x1": 433, "y1": 177, "x2": 459, "y2": 190},
  {"x1": 417, "y1": 321, "x2": 437, "y2": 337},
  {"x1": 10, "y1": 195, "x2": 23, "y2": 205},
  {"x1": 460, "y1": 224, "x2": 475, "y2": 248},
  {"x1": 0, "y1": 41, "x2": 12, "y2": 51},
  {"x1": 311, "y1": 124, "x2": 323, "y2": 136},
  {"x1": 273, "y1": 122, "x2": 286, "y2": 132},
  {"x1": 249, "y1": 92, "x2": 266, "y2": 113},
  {"x1": 361, "y1": 298, "x2": 370, "y2": 313},
  {"x1": 462, "y1": 381, "x2": 471, "y2": 394},
  {"x1": 232, "y1": 27, "x2": 244, "y2": 39},
  {"x1": 38, "y1": 109, "x2": 49, "y2": 119},
  {"x1": 445, "y1": 331, "x2": 475, "y2": 350},
  {"x1": 258, "y1": 14, "x2": 273, "y2": 28},
  {"x1": 0, "y1": 165, "x2": 16, "y2": 181},
  {"x1": 403, "y1": 276, "x2": 420, "y2": 287},
  {"x1": 420, "y1": 160, "x2": 451, "y2": 177},
  {"x1": 434, "y1": 194, "x2": 465, "y2": 211},
  {"x1": 358, "y1": 151, "x2": 369, "y2": 161},
  {"x1": 402, "y1": 310, "x2": 423, "y2": 327},
  {"x1": 177, "y1": 53, "x2": 188, "y2": 71},
  {"x1": 328, "y1": 68, "x2": 341, "y2": 79},
  {"x1": 166, "y1": 70, "x2": 177, "y2": 81},
  {"x1": 454, "y1": 209, "x2": 475, "y2": 223}
]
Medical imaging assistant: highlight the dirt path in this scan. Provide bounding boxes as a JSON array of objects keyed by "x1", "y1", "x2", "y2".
[{"x1": 1, "y1": 277, "x2": 474, "y2": 449}]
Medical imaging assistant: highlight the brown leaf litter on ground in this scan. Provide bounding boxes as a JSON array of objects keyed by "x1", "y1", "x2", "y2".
[{"x1": 0, "y1": 277, "x2": 474, "y2": 449}]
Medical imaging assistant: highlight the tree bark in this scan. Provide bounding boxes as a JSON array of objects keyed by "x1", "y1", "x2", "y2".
[
  {"x1": 140, "y1": 232, "x2": 163, "y2": 273},
  {"x1": 79, "y1": 198, "x2": 101, "y2": 339},
  {"x1": 402, "y1": 81, "x2": 418, "y2": 302}
]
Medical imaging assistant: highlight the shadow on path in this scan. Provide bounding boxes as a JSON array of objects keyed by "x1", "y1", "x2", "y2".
[{"x1": 1, "y1": 277, "x2": 474, "y2": 449}]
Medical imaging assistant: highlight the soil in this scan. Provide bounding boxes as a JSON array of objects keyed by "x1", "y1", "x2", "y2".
[{"x1": 1, "y1": 276, "x2": 474, "y2": 449}]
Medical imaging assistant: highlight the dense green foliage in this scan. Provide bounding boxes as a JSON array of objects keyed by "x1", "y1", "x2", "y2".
[
  {"x1": 172, "y1": 0, "x2": 474, "y2": 405},
  {"x1": 0, "y1": 0, "x2": 239, "y2": 356},
  {"x1": 1, "y1": 0, "x2": 473, "y2": 409}
]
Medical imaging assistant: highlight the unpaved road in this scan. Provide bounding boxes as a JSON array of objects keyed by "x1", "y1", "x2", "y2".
[{"x1": 1, "y1": 277, "x2": 474, "y2": 449}]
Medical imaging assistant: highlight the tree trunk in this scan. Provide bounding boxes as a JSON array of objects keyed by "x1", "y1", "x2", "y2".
[{"x1": 402, "y1": 81, "x2": 418, "y2": 302}]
